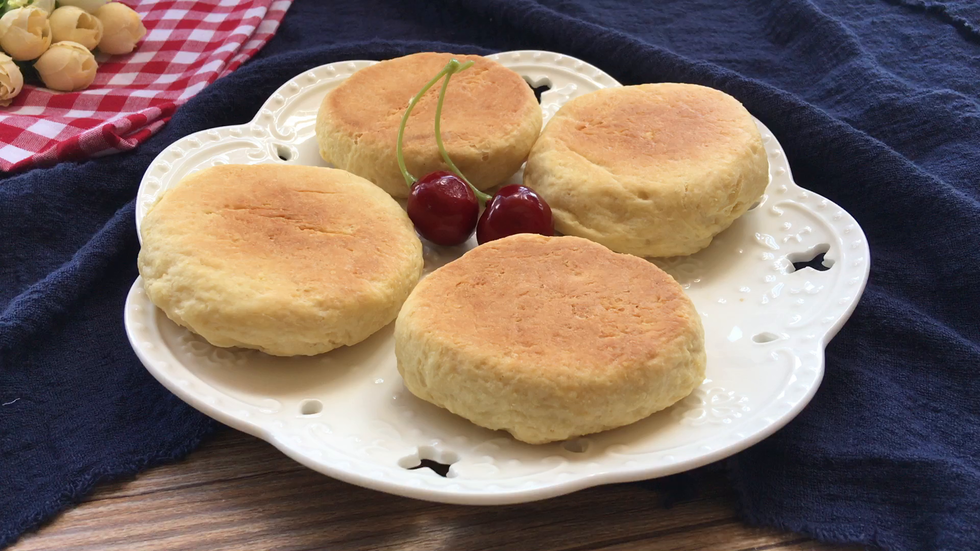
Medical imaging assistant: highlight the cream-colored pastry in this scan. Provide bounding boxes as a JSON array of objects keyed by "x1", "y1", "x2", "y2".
[
  {"x1": 95, "y1": 2, "x2": 145, "y2": 55},
  {"x1": 138, "y1": 164, "x2": 423, "y2": 357},
  {"x1": 524, "y1": 83, "x2": 769, "y2": 258},
  {"x1": 395, "y1": 234, "x2": 706, "y2": 444},
  {"x1": 316, "y1": 52, "x2": 542, "y2": 198},
  {"x1": 0, "y1": 7, "x2": 51, "y2": 61},
  {"x1": 49, "y1": 6, "x2": 103, "y2": 50},
  {"x1": 34, "y1": 41, "x2": 97, "y2": 92}
]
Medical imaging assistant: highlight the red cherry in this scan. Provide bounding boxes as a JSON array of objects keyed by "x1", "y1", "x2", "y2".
[
  {"x1": 476, "y1": 185, "x2": 553, "y2": 245},
  {"x1": 407, "y1": 171, "x2": 479, "y2": 246}
]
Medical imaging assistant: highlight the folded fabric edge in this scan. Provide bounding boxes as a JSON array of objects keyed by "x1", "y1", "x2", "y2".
[
  {"x1": 0, "y1": 420, "x2": 219, "y2": 549},
  {"x1": 725, "y1": 457, "x2": 887, "y2": 550}
]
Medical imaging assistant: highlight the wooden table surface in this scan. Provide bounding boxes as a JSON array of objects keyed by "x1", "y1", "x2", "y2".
[{"x1": 12, "y1": 429, "x2": 862, "y2": 551}]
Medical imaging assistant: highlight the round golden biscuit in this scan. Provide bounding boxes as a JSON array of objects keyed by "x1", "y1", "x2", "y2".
[
  {"x1": 138, "y1": 164, "x2": 423, "y2": 357},
  {"x1": 524, "y1": 83, "x2": 769, "y2": 258},
  {"x1": 316, "y1": 52, "x2": 542, "y2": 198},
  {"x1": 394, "y1": 234, "x2": 706, "y2": 444}
]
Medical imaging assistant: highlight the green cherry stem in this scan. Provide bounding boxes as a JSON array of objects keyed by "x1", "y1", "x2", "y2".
[
  {"x1": 396, "y1": 62, "x2": 455, "y2": 187},
  {"x1": 433, "y1": 61, "x2": 492, "y2": 203},
  {"x1": 395, "y1": 58, "x2": 491, "y2": 202}
]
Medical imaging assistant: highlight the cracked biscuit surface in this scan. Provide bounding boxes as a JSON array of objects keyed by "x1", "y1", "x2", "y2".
[
  {"x1": 395, "y1": 234, "x2": 706, "y2": 444},
  {"x1": 138, "y1": 164, "x2": 423, "y2": 356},
  {"x1": 524, "y1": 83, "x2": 769, "y2": 258},
  {"x1": 316, "y1": 52, "x2": 542, "y2": 198}
]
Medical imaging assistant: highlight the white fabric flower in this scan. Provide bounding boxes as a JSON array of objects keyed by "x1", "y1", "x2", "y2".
[
  {"x1": 52, "y1": 0, "x2": 108, "y2": 13},
  {"x1": 50, "y1": 6, "x2": 103, "y2": 50},
  {"x1": 6, "y1": 0, "x2": 56, "y2": 15},
  {"x1": 34, "y1": 40, "x2": 97, "y2": 91},
  {"x1": 0, "y1": 52, "x2": 24, "y2": 106},
  {"x1": 95, "y1": 2, "x2": 144, "y2": 55},
  {"x1": 0, "y1": 6, "x2": 53, "y2": 61}
]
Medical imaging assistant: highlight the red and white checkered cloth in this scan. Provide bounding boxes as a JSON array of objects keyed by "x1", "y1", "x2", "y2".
[{"x1": 0, "y1": 0, "x2": 291, "y2": 172}]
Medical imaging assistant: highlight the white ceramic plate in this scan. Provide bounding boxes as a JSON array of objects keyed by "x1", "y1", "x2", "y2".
[{"x1": 125, "y1": 50, "x2": 870, "y2": 505}]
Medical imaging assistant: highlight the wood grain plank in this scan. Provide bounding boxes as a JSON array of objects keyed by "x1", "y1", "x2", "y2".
[{"x1": 12, "y1": 429, "x2": 863, "y2": 551}]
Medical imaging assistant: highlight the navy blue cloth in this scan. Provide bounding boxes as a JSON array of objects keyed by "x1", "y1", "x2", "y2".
[{"x1": 2, "y1": 1, "x2": 978, "y2": 549}]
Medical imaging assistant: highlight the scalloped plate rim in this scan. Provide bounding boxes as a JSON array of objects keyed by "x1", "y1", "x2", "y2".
[{"x1": 126, "y1": 49, "x2": 871, "y2": 505}]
